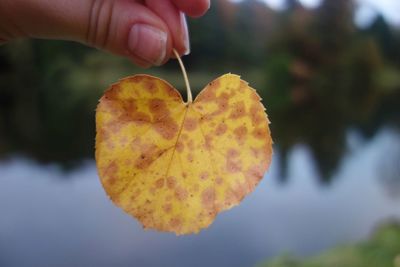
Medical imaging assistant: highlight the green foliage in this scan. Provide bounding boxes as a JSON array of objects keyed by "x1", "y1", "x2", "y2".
[
  {"x1": 0, "y1": 40, "x2": 133, "y2": 163},
  {"x1": 259, "y1": 221, "x2": 400, "y2": 267},
  {"x1": 261, "y1": 0, "x2": 400, "y2": 180}
]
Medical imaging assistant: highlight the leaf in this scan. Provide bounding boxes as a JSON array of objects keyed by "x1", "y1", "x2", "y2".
[{"x1": 95, "y1": 73, "x2": 272, "y2": 235}]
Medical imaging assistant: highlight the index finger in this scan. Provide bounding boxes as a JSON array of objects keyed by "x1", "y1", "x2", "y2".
[{"x1": 171, "y1": 0, "x2": 210, "y2": 18}]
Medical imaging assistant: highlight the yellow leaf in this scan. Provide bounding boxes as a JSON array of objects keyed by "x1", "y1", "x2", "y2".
[{"x1": 96, "y1": 73, "x2": 272, "y2": 235}]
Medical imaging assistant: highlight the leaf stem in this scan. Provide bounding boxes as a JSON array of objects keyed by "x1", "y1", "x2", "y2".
[{"x1": 173, "y1": 49, "x2": 192, "y2": 104}]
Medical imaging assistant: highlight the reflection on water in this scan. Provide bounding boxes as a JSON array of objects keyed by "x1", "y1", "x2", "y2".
[
  {"x1": 0, "y1": 128, "x2": 399, "y2": 267},
  {"x1": 378, "y1": 137, "x2": 400, "y2": 199}
]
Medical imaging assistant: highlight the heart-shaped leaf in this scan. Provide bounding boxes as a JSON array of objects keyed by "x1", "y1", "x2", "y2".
[{"x1": 96, "y1": 73, "x2": 272, "y2": 234}]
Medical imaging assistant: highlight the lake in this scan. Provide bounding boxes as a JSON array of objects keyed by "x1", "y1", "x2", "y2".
[{"x1": 0, "y1": 127, "x2": 399, "y2": 267}]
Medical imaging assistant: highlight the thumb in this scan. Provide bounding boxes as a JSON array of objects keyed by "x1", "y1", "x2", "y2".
[{"x1": 0, "y1": 0, "x2": 173, "y2": 67}]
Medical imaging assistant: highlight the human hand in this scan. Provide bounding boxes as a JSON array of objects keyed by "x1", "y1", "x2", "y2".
[{"x1": 0, "y1": 0, "x2": 210, "y2": 67}]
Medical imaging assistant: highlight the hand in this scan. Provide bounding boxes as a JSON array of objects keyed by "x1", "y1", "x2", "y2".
[{"x1": 0, "y1": 0, "x2": 210, "y2": 67}]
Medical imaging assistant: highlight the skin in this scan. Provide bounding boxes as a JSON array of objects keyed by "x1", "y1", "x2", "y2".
[{"x1": 0, "y1": 0, "x2": 210, "y2": 67}]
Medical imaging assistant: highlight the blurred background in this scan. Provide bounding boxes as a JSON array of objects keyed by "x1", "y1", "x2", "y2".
[{"x1": 1, "y1": 0, "x2": 400, "y2": 266}]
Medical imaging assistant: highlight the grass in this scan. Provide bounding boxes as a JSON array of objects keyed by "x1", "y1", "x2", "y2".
[{"x1": 258, "y1": 221, "x2": 400, "y2": 267}]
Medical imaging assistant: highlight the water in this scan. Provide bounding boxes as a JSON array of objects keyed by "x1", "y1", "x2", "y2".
[{"x1": 0, "y1": 128, "x2": 399, "y2": 267}]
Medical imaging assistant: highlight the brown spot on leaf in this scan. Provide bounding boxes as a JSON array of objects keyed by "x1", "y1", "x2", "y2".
[
  {"x1": 169, "y1": 217, "x2": 182, "y2": 230},
  {"x1": 166, "y1": 176, "x2": 176, "y2": 189},
  {"x1": 166, "y1": 86, "x2": 181, "y2": 99},
  {"x1": 246, "y1": 165, "x2": 265, "y2": 187},
  {"x1": 163, "y1": 203, "x2": 172, "y2": 213},
  {"x1": 200, "y1": 171, "x2": 209, "y2": 180},
  {"x1": 130, "y1": 189, "x2": 141, "y2": 201},
  {"x1": 149, "y1": 99, "x2": 169, "y2": 121},
  {"x1": 238, "y1": 81, "x2": 247, "y2": 93},
  {"x1": 176, "y1": 140, "x2": 184, "y2": 153},
  {"x1": 119, "y1": 136, "x2": 129, "y2": 146},
  {"x1": 204, "y1": 134, "x2": 213, "y2": 150},
  {"x1": 123, "y1": 100, "x2": 138, "y2": 113},
  {"x1": 231, "y1": 182, "x2": 248, "y2": 200},
  {"x1": 129, "y1": 75, "x2": 145, "y2": 83},
  {"x1": 250, "y1": 104, "x2": 264, "y2": 125},
  {"x1": 196, "y1": 80, "x2": 219, "y2": 102},
  {"x1": 175, "y1": 186, "x2": 188, "y2": 201},
  {"x1": 210, "y1": 94, "x2": 229, "y2": 117},
  {"x1": 130, "y1": 136, "x2": 144, "y2": 152},
  {"x1": 183, "y1": 117, "x2": 197, "y2": 131},
  {"x1": 202, "y1": 187, "x2": 216, "y2": 208},
  {"x1": 215, "y1": 123, "x2": 227, "y2": 136},
  {"x1": 104, "y1": 120, "x2": 123, "y2": 134},
  {"x1": 227, "y1": 148, "x2": 239, "y2": 158},
  {"x1": 234, "y1": 125, "x2": 248, "y2": 144},
  {"x1": 252, "y1": 127, "x2": 268, "y2": 140},
  {"x1": 250, "y1": 91, "x2": 261, "y2": 102},
  {"x1": 144, "y1": 80, "x2": 158, "y2": 94},
  {"x1": 196, "y1": 105, "x2": 204, "y2": 111},
  {"x1": 105, "y1": 140, "x2": 116, "y2": 150},
  {"x1": 98, "y1": 98, "x2": 119, "y2": 114},
  {"x1": 107, "y1": 175, "x2": 117, "y2": 185},
  {"x1": 200, "y1": 114, "x2": 213, "y2": 122},
  {"x1": 154, "y1": 117, "x2": 179, "y2": 140},
  {"x1": 229, "y1": 101, "x2": 246, "y2": 119},
  {"x1": 226, "y1": 158, "x2": 242, "y2": 173},
  {"x1": 124, "y1": 158, "x2": 132, "y2": 166},
  {"x1": 103, "y1": 161, "x2": 118, "y2": 179},
  {"x1": 131, "y1": 112, "x2": 151, "y2": 124},
  {"x1": 103, "y1": 84, "x2": 120, "y2": 100},
  {"x1": 97, "y1": 128, "x2": 110, "y2": 141},
  {"x1": 134, "y1": 144, "x2": 161, "y2": 169},
  {"x1": 149, "y1": 187, "x2": 156, "y2": 195},
  {"x1": 224, "y1": 188, "x2": 238, "y2": 207},
  {"x1": 155, "y1": 178, "x2": 164, "y2": 189}
]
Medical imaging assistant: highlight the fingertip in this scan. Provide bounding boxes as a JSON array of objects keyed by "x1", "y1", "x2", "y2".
[
  {"x1": 172, "y1": 0, "x2": 210, "y2": 18},
  {"x1": 190, "y1": 0, "x2": 210, "y2": 18},
  {"x1": 129, "y1": 30, "x2": 173, "y2": 68},
  {"x1": 144, "y1": 0, "x2": 187, "y2": 64},
  {"x1": 180, "y1": 12, "x2": 190, "y2": 55}
]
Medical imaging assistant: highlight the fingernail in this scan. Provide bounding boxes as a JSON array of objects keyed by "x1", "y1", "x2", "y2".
[
  {"x1": 180, "y1": 12, "x2": 190, "y2": 55},
  {"x1": 128, "y1": 24, "x2": 167, "y2": 66}
]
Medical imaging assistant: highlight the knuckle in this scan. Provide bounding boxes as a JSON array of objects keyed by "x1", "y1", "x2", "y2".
[{"x1": 86, "y1": 0, "x2": 116, "y2": 50}]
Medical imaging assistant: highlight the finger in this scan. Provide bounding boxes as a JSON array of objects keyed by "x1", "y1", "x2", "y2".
[
  {"x1": 145, "y1": 0, "x2": 189, "y2": 56},
  {"x1": 170, "y1": 0, "x2": 210, "y2": 18},
  {"x1": 130, "y1": 56, "x2": 152, "y2": 68},
  {"x1": 84, "y1": 0, "x2": 172, "y2": 66},
  {"x1": 1, "y1": 0, "x2": 173, "y2": 67}
]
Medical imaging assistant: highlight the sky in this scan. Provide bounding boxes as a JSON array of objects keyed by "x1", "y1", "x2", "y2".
[{"x1": 230, "y1": 0, "x2": 400, "y2": 28}]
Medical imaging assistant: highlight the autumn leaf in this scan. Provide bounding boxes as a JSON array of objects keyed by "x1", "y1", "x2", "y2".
[{"x1": 96, "y1": 70, "x2": 272, "y2": 235}]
